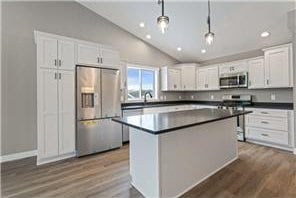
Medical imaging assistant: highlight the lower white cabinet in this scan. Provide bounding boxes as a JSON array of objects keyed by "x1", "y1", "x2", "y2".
[
  {"x1": 37, "y1": 68, "x2": 75, "y2": 165},
  {"x1": 245, "y1": 108, "x2": 294, "y2": 150}
]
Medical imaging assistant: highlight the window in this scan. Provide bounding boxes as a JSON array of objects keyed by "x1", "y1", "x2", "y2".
[{"x1": 127, "y1": 66, "x2": 158, "y2": 100}]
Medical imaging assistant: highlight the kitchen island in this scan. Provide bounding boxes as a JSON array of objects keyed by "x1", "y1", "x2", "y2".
[{"x1": 113, "y1": 108, "x2": 251, "y2": 198}]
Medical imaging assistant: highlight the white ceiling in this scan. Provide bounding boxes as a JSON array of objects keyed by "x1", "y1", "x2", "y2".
[{"x1": 78, "y1": 0, "x2": 295, "y2": 62}]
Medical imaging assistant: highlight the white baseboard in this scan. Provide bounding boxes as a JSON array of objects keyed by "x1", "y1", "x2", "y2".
[
  {"x1": 0, "y1": 150, "x2": 37, "y2": 163},
  {"x1": 37, "y1": 152, "x2": 76, "y2": 166}
]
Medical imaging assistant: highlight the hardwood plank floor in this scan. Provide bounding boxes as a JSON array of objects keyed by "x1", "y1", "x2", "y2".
[{"x1": 1, "y1": 142, "x2": 296, "y2": 198}]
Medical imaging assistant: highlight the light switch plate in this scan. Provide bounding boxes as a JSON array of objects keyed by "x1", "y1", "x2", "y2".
[
  {"x1": 271, "y1": 93, "x2": 276, "y2": 101},
  {"x1": 191, "y1": 95, "x2": 194, "y2": 99},
  {"x1": 164, "y1": 95, "x2": 167, "y2": 100},
  {"x1": 160, "y1": 95, "x2": 163, "y2": 100},
  {"x1": 179, "y1": 96, "x2": 182, "y2": 99},
  {"x1": 210, "y1": 95, "x2": 214, "y2": 100}
]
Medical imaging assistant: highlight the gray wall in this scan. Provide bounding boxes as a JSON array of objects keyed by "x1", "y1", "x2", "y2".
[{"x1": 1, "y1": 1, "x2": 177, "y2": 155}]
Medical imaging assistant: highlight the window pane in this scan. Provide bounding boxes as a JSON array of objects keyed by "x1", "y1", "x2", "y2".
[
  {"x1": 127, "y1": 68, "x2": 140, "y2": 99},
  {"x1": 141, "y1": 70, "x2": 155, "y2": 99}
]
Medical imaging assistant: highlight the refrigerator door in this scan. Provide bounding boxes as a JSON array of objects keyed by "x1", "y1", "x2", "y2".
[
  {"x1": 77, "y1": 66, "x2": 101, "y2": 120},
  {"x1": 101, "y1": 69, "x2": 121, "y2": 118},
  {"x1": 77, "y1": 119, "x2": 122, "y2": 157}
]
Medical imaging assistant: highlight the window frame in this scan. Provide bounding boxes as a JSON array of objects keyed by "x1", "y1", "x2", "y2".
[{"x1": 126, "y1": 64, "x2": 159, "y2": 102}]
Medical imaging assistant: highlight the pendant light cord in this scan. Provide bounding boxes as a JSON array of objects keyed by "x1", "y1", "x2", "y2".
[{"x1": 207, "y1": 0, "x2": 211, "y2": 32}]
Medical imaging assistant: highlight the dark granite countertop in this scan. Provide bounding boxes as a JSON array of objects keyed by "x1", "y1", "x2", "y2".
[
  {"x1": 121, "y1": 101, "x2": 293, "y2": 110},
  {"x1": 113, "y1": 108, "x2": 252, "y2": 135}
]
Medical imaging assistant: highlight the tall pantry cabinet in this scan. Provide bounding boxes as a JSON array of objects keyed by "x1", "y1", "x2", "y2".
[{"x1": 36, "y1": 32, "x2": 75, "y2": 165}]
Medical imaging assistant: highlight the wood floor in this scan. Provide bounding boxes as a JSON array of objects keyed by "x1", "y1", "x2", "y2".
[{"x1": 1, "y1": 142, "x2": 296, "y2": 198}]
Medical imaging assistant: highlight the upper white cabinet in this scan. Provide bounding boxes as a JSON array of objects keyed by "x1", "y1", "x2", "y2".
[
  {"x1": 76, "y1": 42, "x2": 120, "y2": 68},
  {"x1": 219, "y1": 60, "x2": 247, "y2": 75},
  {"x1": 180, "y1": 64, "x2": 196, "y2": 90},
  {"x1": 196, "y1": 66, "x2": 219, "y2": 90},
  {"x1": 161, "y1": 66, "x2": 181, "y2": 91},
  {"x1": 77, "y1": 42, "x2": 100, "y2": 66},
  {"x1": 263, "y1": 44, "x2": 293, "y2": 88},
  {"x1": 248, "y1": 57, "x2": 265, "y2": 89},
  {"x1": 100, "y1": 47, "x2": 120, "y2": 67},
  {"x1": 37, "y1": 36, "x2": 75, "y2": 70}
]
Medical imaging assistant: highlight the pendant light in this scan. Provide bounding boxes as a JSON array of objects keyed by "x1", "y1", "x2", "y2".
[
  {"x1": 205, "y1": 0, "x2": 214, "y2": 45},
  {"x1": 157, "y1": 0, "x2": 169, "y2": 34}
]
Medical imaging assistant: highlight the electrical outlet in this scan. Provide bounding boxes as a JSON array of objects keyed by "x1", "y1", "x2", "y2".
[
  {"x1": 210, "y1": 95, "x2": 214, "y2": 100},
  {"x1": 160, "y1": 95, "x2": 163, "y2": 100},
  {"x1": 271, "y1": 93, "x2": 276, "y2": 101},
  {"x1": 191, "y1": 95, "x2": 194, "y2": 99},
  {"x1": 179, "y1": 96, "x2": 182, "y2": 100},
  {"x1": 164, "y1": 95, "x2": 167, "y2": 100}
]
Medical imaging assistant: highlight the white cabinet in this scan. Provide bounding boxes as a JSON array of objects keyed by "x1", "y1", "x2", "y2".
[
  {"x1": 161, "y1": 67, "x2": 181, "y2": 91},
  {"x1": 37, "y1": 69, "x2": 59, "y2": 159},
  {"x1": 77, "y1": 42, "x2": 100, "y2": 65},
  {"x1": 37, "y1": 35, "x2": 75, "y2": 70},
  {"x1": 77, "y1": 42, "x2": 120, "y2": 68},
  {"x1": 181, "y1": 65, "x2": 196, "y2": 90},
  {"x1": 58, "y1": 40, "x2": 75, "y2": 70},
  {"x1": 37, "y1": 68, "x2": 75, "y2": 165},
  {"x1": 248, "y1": 57, "x2": 265, "y2": 89},
  {"x1": 100, "y1": 47, "x2": 120, "y2": 68},
  {"x1": 219, "y1": 60, "x2": 247, "y2": 75},
  {"x1": 245, "y1": 108, "x2": 294, "y2": 150},
  {"x1": 196, "y1": 66, "x2": 219, "y2": 90},
  {"x1": 263, "y1": 44, "x2": 293, "y2": 88},
  {"x1": 58, "y1": 70, "x2": 75, "y2": 155}
]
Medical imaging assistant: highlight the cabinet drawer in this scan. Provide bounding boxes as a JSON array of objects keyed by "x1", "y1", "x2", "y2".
[
  {"x1": 246, "y1": 127, "x2": 289, "y2": 146},
  {"x1": 245, "y1": 115, "x2": 288, "y2": 131},
  {"x1": 246, "y1": 108, "x2": 288, "y2": 118}
]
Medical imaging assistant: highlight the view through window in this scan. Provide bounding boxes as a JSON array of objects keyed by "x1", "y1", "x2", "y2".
[{"x1": 127, "y1": 66, "x2": 157, "y2": 100}]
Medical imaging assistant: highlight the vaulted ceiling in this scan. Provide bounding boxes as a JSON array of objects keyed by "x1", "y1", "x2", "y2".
[{"x1": 78, "y1": 0, "x2": 295, "y2": 62}]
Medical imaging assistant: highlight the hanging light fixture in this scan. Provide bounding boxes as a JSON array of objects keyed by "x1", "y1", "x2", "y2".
[
  {"x1": 157, "y1": 0, "x2": 169, "y2": 34},
  {"x1": 205, "y1": 0, "x2": 214, "y2": 45}
]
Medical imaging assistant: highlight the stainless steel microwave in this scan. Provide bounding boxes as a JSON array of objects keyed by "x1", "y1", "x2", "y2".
[{"x1": 219, "y1": 72, "x2": 248, "y2": 89}]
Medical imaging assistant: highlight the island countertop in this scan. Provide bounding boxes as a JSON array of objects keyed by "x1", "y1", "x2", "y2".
[{"x1": 112, "y1": 108, "x2": 252, "y2": 134}]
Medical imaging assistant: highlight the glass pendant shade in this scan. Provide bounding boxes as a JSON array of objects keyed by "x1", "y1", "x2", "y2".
[
  {"x1": 157, "y1": 15, "x2": 169, "y2": 34},
  {"x1": 205, "y1": 32, "x2": 214, "y2": 45}
]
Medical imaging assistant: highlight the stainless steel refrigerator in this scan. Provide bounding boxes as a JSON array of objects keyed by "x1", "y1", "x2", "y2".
[{"x1": 76, "y1": 65, "x2": 122, "y2": 157}]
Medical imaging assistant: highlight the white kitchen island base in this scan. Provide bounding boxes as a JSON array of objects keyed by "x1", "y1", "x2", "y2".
[{"x1": 129, "y1": 118, "x2": 238, "y2": 198}]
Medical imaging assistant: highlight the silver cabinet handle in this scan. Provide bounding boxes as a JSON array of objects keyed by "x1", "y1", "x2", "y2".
[
  {"x1": 54, "y1": 59, "x2": 57, "y2": 66},
  {"x1": 54, "y1": 72, "x2": 57, "y2": 79},
  {"x1": 101, "y1": 58, "x2": 103, "y2": 64},
  {"x1": 261, "y1": 133, "x2": 269, "y2": 137},
  {"x1": 266, "y1": 79, "x2": 269, "y2": 85},
  {"x1": 59, "y1": 59, "x2": 61, "y2": 67},
  {"x1": 261, "y1": 121, "x2": 269, "y2": 124},
  {"x1": 59, "y1": 73, "x2": 61, "y2": 79},
  {"x1": 97, "y1": 57, "x2": 100, "y2": 63},
  {"x1": 260, "y1": 112, "x2": 268, "y2": 114}
]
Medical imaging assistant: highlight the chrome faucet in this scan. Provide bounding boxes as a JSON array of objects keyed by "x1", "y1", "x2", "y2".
[{"x1": 144, "y1": 91, "x2": 153, "y2": 105}]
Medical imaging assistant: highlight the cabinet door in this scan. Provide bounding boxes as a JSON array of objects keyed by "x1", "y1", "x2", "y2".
[
  {"x1": 77, "y1": 43, "x2": 100, "y2": 65},
  {"x1": 181, "y1": 66, "x2": 196, "y2": 90},
  {"x1": 248, "y1": 58, "x2": 265, "y2": 89},
  {"x1": 196, "y1": 69, "x2": 207, "y2": 90},
  {"x1": 168, "y1": 69, "x2": 181, "y2": 90},
  {"x1": 207, "y1": 67, "x2": 219, "y2": 90},
  {"x1": 58, "y1": 40, "x2": 75, "y2": 70},
  {"x1": 38, "y1": 69, "x2": 59, "y2": 160},
  {"x1": 37, "y1": 37, "x2": 58, "y2": 69},
  {"x1": 58, "y1": 70, "x2": 75, "y2": 155},
  {"x1": 265, "y1": 47, "x2": 290, "y2": 88},
  {"x1": 100, "y1": 48, "x2": 120, "y2": 68}
]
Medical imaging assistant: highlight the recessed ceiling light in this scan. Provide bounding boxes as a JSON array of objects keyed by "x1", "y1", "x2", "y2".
[
  {"x1": 201, "y1": 49, "x2": 206, "y2": 53},
  {"x1": 261, "y1": 31, "x2": 270, "y2": 38},
  {"x1": 139, "y1": 22, "x2": 145, "y2": 28},
  {"x1": 146, "y1": 34, "x2": 151, "y2": 39},
  {"x1": 177, "y1": 47, "x2": 182, "y2": 51}
]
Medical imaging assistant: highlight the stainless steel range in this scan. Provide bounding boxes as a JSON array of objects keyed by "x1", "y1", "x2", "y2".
[
  {"x1": 218, "y1": 94, "x2": 252, "y2": 141},
  {"x1": 76, "y1": 65, "x2": 122, "y2": 157}
]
